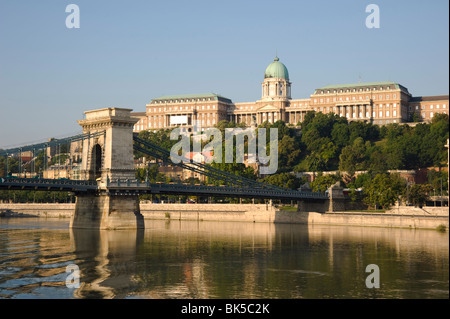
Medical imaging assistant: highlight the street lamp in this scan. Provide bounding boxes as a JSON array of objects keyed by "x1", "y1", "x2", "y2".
[{"x1": 446, "y1": 138, "x2": 449, "y2": 205}]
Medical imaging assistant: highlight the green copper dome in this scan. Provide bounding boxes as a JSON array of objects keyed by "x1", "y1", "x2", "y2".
[{"x1": 264, "y1": 56, "x2": 289, "y2": 80}]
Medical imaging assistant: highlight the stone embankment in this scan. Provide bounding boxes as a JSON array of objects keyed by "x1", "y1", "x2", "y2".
[{"x1": 0, "y1": 202, "x2": 448, "y2": 230}]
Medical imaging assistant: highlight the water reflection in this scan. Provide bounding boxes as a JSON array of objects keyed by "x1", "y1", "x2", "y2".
[
  {"x1": 70, "y1": 220, "x2": 448, "y2": 299},
  {"x1": 0, "y1": 218, "x2": 448, "y2": 299},
  {"x1": 70, "y1": 228, "x2": 144, "y2": 298}
]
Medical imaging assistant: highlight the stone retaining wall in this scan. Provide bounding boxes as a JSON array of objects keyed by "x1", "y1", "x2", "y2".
[
  {"x1": 0, "y1": 203, "x2": 74, "y2": 218},
  {"x1": 0, "y1": 202, "x2": 448, "y2": 230}
]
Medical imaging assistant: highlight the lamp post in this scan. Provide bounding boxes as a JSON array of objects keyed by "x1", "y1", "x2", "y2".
[{"x1": 446, "y1": 138, "x2": 449, "y2": 205}]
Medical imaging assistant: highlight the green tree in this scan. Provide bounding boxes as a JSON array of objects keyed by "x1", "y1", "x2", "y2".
[
  {"x1": 427, "y1": 169, "x2": 448, "y2": 196},
  {"x1": 339, "y1": 137, "x2": 366, "y2": 178},
  {"x1": 408, "y1": 184, "x2": 432, "y2": 207},
  {"x1": 362, "y1": 173, "x2": 406, "y2": 209},
  {"x1": 261, "y1": 172, "x2": 303, "y2": 190},
  {"x1": 310, "y1": 173, "x2": 341, "y2": 193},
  {"x1": 278, "y1": 135, "x2": 301, "y2": 170},
  {"x1": 331, "y1": 122, "x2": 350, "y2": 149}
]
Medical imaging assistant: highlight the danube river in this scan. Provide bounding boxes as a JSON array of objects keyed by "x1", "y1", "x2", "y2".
[{"x1": 0, "y1": 218, "x2": 448, "y2": 299}]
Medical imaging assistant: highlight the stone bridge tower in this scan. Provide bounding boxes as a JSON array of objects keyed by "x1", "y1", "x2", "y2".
[
  {"x1": 71, "y1": 108, "x2": 144, "y2": 230},
  {"x1": 77, "y1": 108, "x2": 138, "y2": 182}
]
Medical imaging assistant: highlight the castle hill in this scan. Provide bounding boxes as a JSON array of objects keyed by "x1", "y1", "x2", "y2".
[{"x1": 1, "y1": 56, "x2": 448, "y2": 229}]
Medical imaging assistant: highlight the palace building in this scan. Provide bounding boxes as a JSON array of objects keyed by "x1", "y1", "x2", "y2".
[{"x1": 132, "y1": 57, "x2": 448, "y2": 132}]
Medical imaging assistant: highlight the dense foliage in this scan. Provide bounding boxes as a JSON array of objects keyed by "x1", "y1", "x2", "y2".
[{"x1": 1, "y1": 112, "x2": 448, "y2": 207}]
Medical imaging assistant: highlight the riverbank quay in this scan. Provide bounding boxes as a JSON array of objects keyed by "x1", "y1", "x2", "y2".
[{"x1": 0, "y1": 203, "x2": 448, "y2": 230}]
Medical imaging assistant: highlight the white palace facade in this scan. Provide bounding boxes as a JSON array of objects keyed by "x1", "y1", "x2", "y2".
[{"x1": 132, "y1": 57, "x2": 449, "y2": 132}]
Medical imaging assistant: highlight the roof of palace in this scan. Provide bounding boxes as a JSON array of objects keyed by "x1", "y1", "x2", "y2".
[{"x1": 264, "y1": 56, "x2": 289, "y2": 80}]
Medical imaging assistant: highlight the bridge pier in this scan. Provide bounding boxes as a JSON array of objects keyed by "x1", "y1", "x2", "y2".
[{"x1": 71, "y1": 193, "x2": 144, "y2": 230}]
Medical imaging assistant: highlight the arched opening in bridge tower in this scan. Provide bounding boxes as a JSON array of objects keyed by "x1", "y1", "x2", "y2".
[{"x1": 91, "y1": 144, "x2": 102, "y2": 180}]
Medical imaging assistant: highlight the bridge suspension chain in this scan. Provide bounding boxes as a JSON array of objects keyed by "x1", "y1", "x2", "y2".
[
  {"x1": 133, "y1": 144, "x2": 252, "y2": 188},
  {"x1": 1, "y1": 131, "x2": 105, "y2": 178},
  {"x1": 0, "y1": 131, "x2": 105, "y2": 157},
  {"x1": 133, "y1": 136, "x2": 285, "y2": 191}
]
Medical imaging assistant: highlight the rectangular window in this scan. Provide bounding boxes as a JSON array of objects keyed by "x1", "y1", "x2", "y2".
[
  {"x1": 379, "y1": 111, "x2": 383, "y2": 117},
  {"x1": 393, "y1": 110, "x2": 397, "y2": 116},
  {"x1": 386, "y1": 111, "x2": 390, "y2": 117}
]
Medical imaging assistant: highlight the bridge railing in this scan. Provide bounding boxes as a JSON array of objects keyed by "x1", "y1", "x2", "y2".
[
  {"x1": 105, "y1": 178, "x2": 149, "y2": 188},
  {"x1": 0, "y1": 177, "x2": 97, "y2": 186},
  {"x1": 148, "y1": 182, "x2": 328, "y2": 199}
]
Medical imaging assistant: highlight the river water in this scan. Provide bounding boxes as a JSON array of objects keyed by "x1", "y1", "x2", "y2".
[{"x1": 0, "y1": 218, "x2": 448, "y2": 299}]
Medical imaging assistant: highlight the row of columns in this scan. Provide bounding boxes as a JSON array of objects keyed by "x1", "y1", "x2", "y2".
[
  {"x1": 336, "y1": 104, "x2": 373, "y2": 119},
  {"x1": 159, "y1": 103, "x2": 375, "y2": 129},
  {"x1": 262, "y1": 81, "x2": 291, "y2": 99},
  {"x1": 257, "y1": 111, "x2": 282, "y2": 124}
]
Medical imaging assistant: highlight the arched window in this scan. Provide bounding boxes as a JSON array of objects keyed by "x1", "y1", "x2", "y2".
[{"x1": 91, "y1": 144, "x2": 102, "y2": 180}]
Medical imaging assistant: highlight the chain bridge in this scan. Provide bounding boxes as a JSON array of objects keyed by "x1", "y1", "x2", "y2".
[{"x1": 0, "y1": 108, "x2": 329, "y2": 229}]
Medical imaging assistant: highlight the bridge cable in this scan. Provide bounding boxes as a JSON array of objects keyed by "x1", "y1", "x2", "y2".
[{"x1": 133, "y1": 136, "x2": 285, "y2": 191}]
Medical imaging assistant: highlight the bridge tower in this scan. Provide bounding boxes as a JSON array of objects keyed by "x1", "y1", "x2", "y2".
[{"x1": 70, "y1": 108, "x2": 144, "y2": 229}]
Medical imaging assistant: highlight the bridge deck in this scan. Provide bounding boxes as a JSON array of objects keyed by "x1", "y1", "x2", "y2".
[{"x1": 0, "y1": 178, "x2": 328, "y2": 201}]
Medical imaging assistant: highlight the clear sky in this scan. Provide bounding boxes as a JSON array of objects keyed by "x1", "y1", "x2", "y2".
[{"x1": 0, "y1": 0, "x2": 448, "y2": 147}]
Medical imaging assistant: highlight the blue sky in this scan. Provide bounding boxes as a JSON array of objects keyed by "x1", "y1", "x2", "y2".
[{"x1": 0, "y1": 0, "x2": 448, "y2": 147}]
